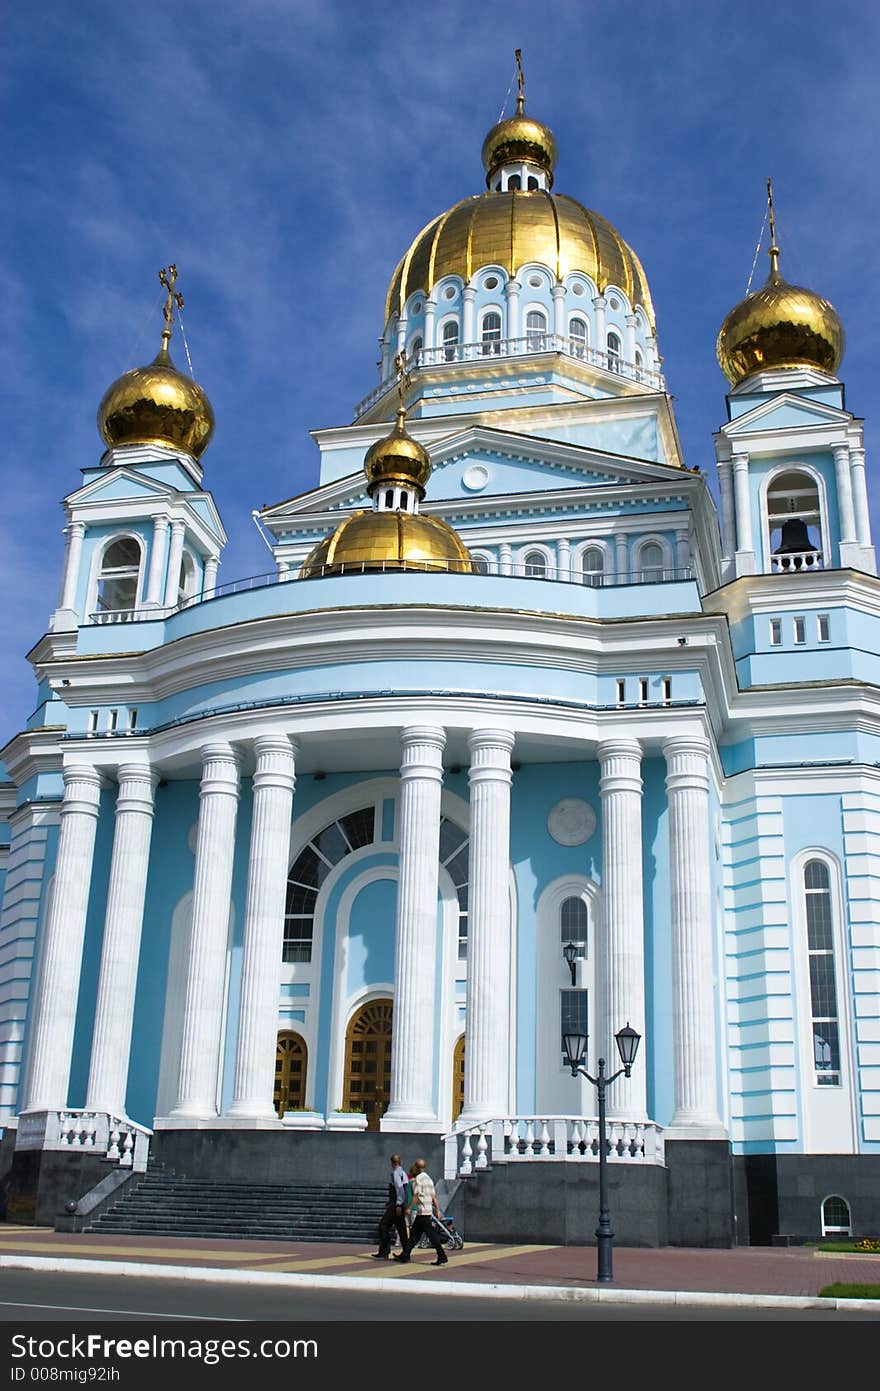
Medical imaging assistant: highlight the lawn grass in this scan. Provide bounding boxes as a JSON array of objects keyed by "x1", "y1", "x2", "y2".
[
  {"x1": 817, "y1": 1240, "x2": 880, "y2": 1254},
  {"x1": 819, "y1": 1283, "x2": 880, "y2": 1299}
]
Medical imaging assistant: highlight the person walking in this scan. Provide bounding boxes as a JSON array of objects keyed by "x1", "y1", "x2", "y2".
[
  {"x1": 371, "y1": 1153, "x2": 409, "y2": 1259},
  {"x1": 394, "y1": 1157, "x2": 449, "y2": 1266}
]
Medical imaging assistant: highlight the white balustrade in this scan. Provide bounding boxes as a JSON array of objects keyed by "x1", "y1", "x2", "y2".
[
  {"x1": 16, "y1": 1109, "x2": 152, "y2": 1171},
  {"x1": 443, "y1": 1115, "x2": 665, "y2": 1178}
]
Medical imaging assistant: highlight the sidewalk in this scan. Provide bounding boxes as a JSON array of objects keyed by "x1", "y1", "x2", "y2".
[{"x1": 1, "y1": 1224, "x2": 879, "y2": 1312}]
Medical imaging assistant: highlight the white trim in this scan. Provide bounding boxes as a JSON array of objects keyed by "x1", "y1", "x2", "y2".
[
  {"x1": 535, "y1": 875, "x2": 601, "y2": 1114},
  {"x1": 759, "y1": 461, "x2": 831, "y2": 573},
  {"x1": 571, "y1": 537, "x2": 613, "y2": 581},
  {"x1": 86, "y1": 530, "x2": 147, "y2": 617},
  {"x1": 515, "y1": 541, "x2": 555, "y2": 578},
  {"x1": 630, "y1": 533, "x2": 674, "y2": 577}
]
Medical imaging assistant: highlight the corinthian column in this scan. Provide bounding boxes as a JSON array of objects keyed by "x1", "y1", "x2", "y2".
[
  {"x1": 598, "y1": 739, "x2": 647, "y2": 1119},
  {"x1": 228, "y1": 736, "x2": 298, "y2": 1120},
  {"x1": 85, "y1": 764, "x2": 158, "y2": 1115},
  {"x1": 382, "y1": 726, "x2": 445, "y2": 1130},
  {"x1": 23, "y1": 766, "x2": 102, "y2": 1113},
  {"x1": 171, "y1": 743, "x2": 240, "y2": 1119},
  {"x1": 664, "y1": 736, "x2": 723, "y2": 1132},
  {"x1": 459, "y1": 728, "x2": 514, "y2": 1125}
]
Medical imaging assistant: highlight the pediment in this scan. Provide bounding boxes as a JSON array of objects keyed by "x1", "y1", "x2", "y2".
[
  {"x1": 66, "y1": 468, "x2": 176, "y2": 506},
  {"x1": 722, "y1": 392, "x2": 850, "y2": 439}
]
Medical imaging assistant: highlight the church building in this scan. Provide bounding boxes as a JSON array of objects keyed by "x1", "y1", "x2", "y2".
[{"x1": 2, "y1": 71, "x2": 879, "y2": 1247}]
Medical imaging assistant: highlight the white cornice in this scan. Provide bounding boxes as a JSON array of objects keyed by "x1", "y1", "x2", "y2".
[
  {"x1": 0, "y1": 727, "x2": 67, "y2": 788},
  {"x1": 65, "y1": 481, "x2": 227, "y2": 552},
  {"x1": 703, "y1": 568, "x2": 880, "y2": 623}
]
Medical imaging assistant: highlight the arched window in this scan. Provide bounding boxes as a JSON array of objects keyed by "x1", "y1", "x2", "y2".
[
  {"x1": 177, "y1": 550, "x2": 197, "y2": 607},
  {"x1": 96, "y1": 536, "x2": 141, "y2": 613},
  {"x1": 274, "y1": 1031, "x2": 308, "y2": 1117},
  {"x1": 410, "y1": 336, "x2": 422, "y2": 363},
  {"x1": 439, "y1": 816, "x2": 470, "y2": 960},
  {"x1": 508, "y1": 174, "x2": 521, "y2": 190},
  {"x1": 607, "y1": 331, "x2": 621, "y2": 371},
  {"x1": 470, "y1": 555, "x2": 490, "y2": 574},
  {"x1": 526, "y1": 309, "x2": 547, "y2": 349},
  {"x1": 804, "y1": 859, "x2": 841, "y2": 1086},
  {"x1": 637, "y1": 541, "x2": 664, "y2": 582},
  {"x1": 767, "y1": 469, "x2": 823, "y2": 571},
  {"x1": 523, "y1": 550, "x2": 547, "y2": 578},
  {"x1": 442, "y1": 319, "x2": 460, "y2": 362},
  {"x1": 582, "y1": 547, "x2": 605, "y2": 587},
  {"x1": 527, "y1": 175, "x2": 539, "y2": 191},
  {"x1": 384, "y1": 489, "x2": 394, "y2": 510},
  {"x1": 634, "y1": 348, "x2": 644, "y2": 378},
  {"x1": 820, "y1": 1194, "x2": 852, "y2": 1237},
  {"x1": 285, "y1": 807, "x2": 377, "y2": 962},
  {"x1": 481, "y1": 310, "x2": 502, "y2": 356},
  {"x1": 570, "y1": 317, "x2": 588, "y2": 357},
  {"x1": 561, "y1": 895, "x2": 588, "y2": 959}
]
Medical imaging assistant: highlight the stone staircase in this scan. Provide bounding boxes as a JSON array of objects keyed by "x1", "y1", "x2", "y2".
[{"x1": 87, "y1": 1167, "x2": 385, "y2": 1244}]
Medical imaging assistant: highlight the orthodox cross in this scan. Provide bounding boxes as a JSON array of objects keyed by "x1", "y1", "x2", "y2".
[
  {"x1": 766, "y1": 179, "x2": 781, "y2": 279},
  {"x1": 158, "y1": 264, "x2": 184, "y2": 350},
  {"x1": 393, "y1": 349, "x2": 412, "y2": 425},
  {"x1": 515, "y1": 48, "x2": 525, "y2": 114}
]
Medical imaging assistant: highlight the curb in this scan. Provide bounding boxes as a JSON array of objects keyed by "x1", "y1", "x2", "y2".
[{"x1": 2, "y1": 1255, "x2": 880, "y2": 1314}]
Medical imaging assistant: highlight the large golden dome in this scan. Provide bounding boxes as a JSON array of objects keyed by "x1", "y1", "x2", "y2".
[
  {"x1": 300, "y1": 510, "x2": 474, "y2": 577},
  {"x1": 98, "y1": 343, "x2": 215, "y2": 459},
  {"x1": 386, "y1": 191, "x2": 655, "y2": 326},
  {"x1": 717, "y1": 248, "x2": 844, "y2": 387}
]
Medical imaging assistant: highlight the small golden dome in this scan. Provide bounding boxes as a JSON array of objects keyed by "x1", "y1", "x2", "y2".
[
  {"x1": 481, "y1": 113, "x2": 558, "y2": 187},
  {"x1": 300, "y1": 510, "x2": 474, "y2": 577},
  {"x1": 386, "y1": 191, "x2": 655, "y2": 327},
  {"x1": 98, "y1": 343, "x2": 215, "y2": 459},
  {"x1": 364, "y1": 409, "x2": 432, "y2": 496},
  {"x1": 717, "y1": 248, "x2": 844, "y2": 387}
]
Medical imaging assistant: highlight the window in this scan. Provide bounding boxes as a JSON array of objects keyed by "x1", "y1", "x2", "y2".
[
  {"x1": 581, "y1": 547, "x2": 605, "y2": 587},
  {"x1": 662, "y1": 677, "x2": 672, "y2": 704},
  {"x1": 767, "y1": 469, "x2": 823, "y2": 571},
  {"x1": 128, "y1": 708, "x2": 138, "y2": 732},
  {"x1": 634, "y1": 348, "x2": 644, "y2": 377},
  {"x1": 508, "y1": 173, "x2": 521, "y2": 190},
  {"x1": 96, "y1": 536, "x2": 141, "y2": 613},
  {"x1": 285, "y1": 808, "x2": 376, "y2": 962},
  {"x1": 638, "y1": 542, "x2": 664, "y2": 582},
  {"x1": 818, "y1": 614, "x2": 830, "y2": 643},
  {"x1": 639, "y1": 677, "x2": 649, "y2": 705},
  {"x1": 527, "y1": 175, "x2": 539, "y2": 190},
  {"x1": 616, "y1": 679, "x2": 626, "y2": 706},
  {"x1": 804, "y1": 859, "x2": 840, "y2": 1085},
  {"x1": 526, "y1": 309, "x2": 547, "y2": 349},
  {"x1": 794, "y1": 616, "x2": 806, "y2": 645},
  {"x1": 561, "y1": 896, "x2": 588, "y2": 959},
  {"x1": 108, "y1": 708, "x2": 118, "y2": 732},
  {"x1": 410, "y1": 336, "x2": 422, "y2": 362},
  {"x1": 561, "y1": 989, "x2": 588, "y2": 1064},
  {"x1": 471, "y1": 555, "x2": 489, "y2": 574},
  {"x1": 177, "y1": 550, "x2": 197, "y2": 607},
  {"x1": 399, "y1": 493, "x2": 408, "y2": 511},
  {"x1": 570, "y1": 317, "x2": 588, "y2": 357},
  {"x1": 523, "y1": 550, "x2": 547, "y2": 578},
  {"x1": 606, "y1": 331, "x2": 621, "y2": 371},
  {"x1": 820, "y1": 1195, "x2": 852, "y2": 1237},
  {"x1": 442, "y1": 319, "x2": 459, "y2": 362},
  {"x1": 480, "y1": 311, "x2": 502, "y2": 355},
  {"x1": 88, "y1": 710, "x2": 99, "y2": 734},
  {"x1": 439, "y1": 816, "x2": 470, "y2": 960},
  {"x1": 770, "y1": 618, "x2": 782, "y2": 646},
  {"x1": 385, "y1": 490, "x2": 394, "y2": 510}
]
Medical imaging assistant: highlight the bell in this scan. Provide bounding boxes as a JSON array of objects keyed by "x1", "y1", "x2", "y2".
[{"x1": 773, "y1": 517, "x2": 813, "y2": 554}]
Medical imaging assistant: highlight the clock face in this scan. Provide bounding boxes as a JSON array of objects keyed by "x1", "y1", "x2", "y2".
[{"x1": 547, "y1": 798, "x2": 597, "y2": 847}]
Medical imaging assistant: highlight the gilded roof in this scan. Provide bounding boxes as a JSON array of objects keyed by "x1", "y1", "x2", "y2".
[
  {"x1": 300, "y1": 510, "x2": 473, "y2": 577},
  {"x1": 385, "y1": 190, "x2": 655, "y2": 328}
]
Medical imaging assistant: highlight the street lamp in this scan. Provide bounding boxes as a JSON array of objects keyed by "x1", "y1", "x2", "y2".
[
  {"x1": 562, "y1": 939, "x2": 579, "y2": 986},
  {"x1": 563, "y1": 1021, "x2": 641, "y2": 1283}
]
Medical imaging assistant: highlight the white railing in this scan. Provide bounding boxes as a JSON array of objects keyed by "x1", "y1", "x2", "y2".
[
  {"x1": 87, "y1": 561, "x2": 695, "y2": 625},
  {"x1": 770, "y1": 550, "x2": 823, "y2": 573},
  {"x1": 355, "y1": 335, "x2": 665, "y2": 417},
  {"x1": 444, "y1": 1115, "x2": 665, "y2": 1179},
  {"x1": 15, "y1": 1110, "x2": 152, "y2": 1172}
]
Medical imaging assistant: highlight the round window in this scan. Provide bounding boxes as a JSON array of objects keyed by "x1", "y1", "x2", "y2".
[
  {"x1": 444, "y1": 285, "x2": 456, "y2": 300},
  {"x1": 572, "y1": 282, "x2": 585, "y2": 296},
  {"x1": 528, "y1": 274, "x2": 543, "y2": 288},
  {"x1": 484, "y1": 276, "x2": 499, "y2": 290},
  {"x1": 609, "y1": 296, "x2": 621, "y2": 311},
  {"x1": 413, "y1": 301, "x2": 423, "y2": 315}
]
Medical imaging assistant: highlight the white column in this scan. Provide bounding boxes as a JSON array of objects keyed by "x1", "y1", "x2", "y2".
[
  {"x1": 145, "y1": 517, "x2": 170, "y2": 607},
  {"x1": 732, "y1": 452, "x2": 756, "y2": 571},
  {"x1": 203, "y1": 555, "x2": 219, "y2": 596},
  {"x1": 556, "y1": 538, "x2": 571, "y2": 581},
  {"x1": 58, "y1": 522, "x2": 86, "y2": 613},
  {"x1": 615, "y1": 532, "x2": 628, "y2": 582},
  {"x1": 460, "y1": 728, "x2": 514, "y2": 1124},
  {"x1": 624, "y1": 313, "x2": 638, "y2": 365},
  {"x1": 396, "y1": 315, "x2": 408, "y2": 356},
  {"x1": 552, "y1": 283, "x2": 566, "y2": 340},
  {"x1": 834, "y1": 445, "x2": 857, "y2": 546},
  {"x1": 85, "y1": 763, "x2": 158, "y2": 1115},
  {"x1": 383, "y1": 726, "x2": 445, "y2": 1129},
  {"x1": 163, "y1": 521, "x2": 186, "y2": 608},
  {"x1": 499, "y1": 542, "x2": 513, "y2": 576},
  {"x1": 598, "y1": 740, "x2": 647, "y2": 1120},
  {"x1": 171, "y1": 743, "x2": 240, "y2": 1119},
  {"x1": 228, "y1": 736, "x2": 298, "y2": 1120},
  {"x1": 850, "y1": 447, "x2": 872, "y2": 547},
  {"x1": 593, "y1": 295, "x2": 607, "y2": 357},
  {"x1": 664, "y1": 735, "x2": 723, "y2": 1132},
  {"x1": 505, "y1": 278, "x2": 521, "y2": 342},
  {"x1": 22, "y1": 767, "x2": 102, "y2": 1113},
  {"x1": 424, "y1": 297, "x2": 437, "y2": 354},
  {"x1": 462, "y1": 287, "x2": 476, "y2": 354},
  {"x1": 717, "y1": 459, "x2": 736, "y2": 565},
  {"x1": 675, "y1": 528, "x2": 691, "y2": 574}
]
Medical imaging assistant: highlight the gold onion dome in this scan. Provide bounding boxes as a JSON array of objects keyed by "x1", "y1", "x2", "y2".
[
  {"x1": 481, "y1": 112, "x2": 558, "y2": 187},
  {"x1": 363, "y1": 409, "x2": 432, "y2": 497},
  {"x1": 98, "y1": 266, "x2": 215, "y2": 459},
  {"x1": 717, "y1": 210, "x2": 844, "y2": 387}
]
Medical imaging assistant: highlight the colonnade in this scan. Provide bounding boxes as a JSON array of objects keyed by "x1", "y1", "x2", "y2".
[{"x1": 21, "y1": 727, "x2": 722, "y2": 1135}]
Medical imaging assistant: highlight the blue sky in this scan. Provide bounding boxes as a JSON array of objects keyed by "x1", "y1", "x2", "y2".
[{"x1": 2, "y1": 0, "x2": 879, "y2": 747}]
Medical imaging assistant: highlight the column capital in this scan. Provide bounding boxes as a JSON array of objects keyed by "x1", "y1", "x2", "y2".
[
  {"x1": 731, "y1": 451, "x2": 750, "y2": 469},
  {"x1": 664, "y1": 735, "x2": 711, "y2": 790},
  {"x1": 251, "y1": 734, "x2": 298, "y2": 793},
  {"x1": 833, "y1": 443, "x2": 850, "y2": 463},
  {"x1": 65, "y1": 520, "x2": 86, "y2": 540},
  {"x1": 462, "y1": 285, "x2": 477, "y2": 301},
  {"x1": 198, "y1": 741, "x2": 241, "y2": 797},
  {"x1": 114, "y1": 763, "x2": 159, "y2": 812},
  {"x1": 592, "y1": 293, "x2": 607, "y2": 308},
  {"x1": 551, "y1": 282, "x2": 566, "y2": 301},
  {"x1": 61, "y1": 765, "x2": 103, "y2": 816},
  {"x1": 598, "y1": 736, "x2": 642, "y2": 762},
  {"x1": 153, "y1": 514, "x2": 170, "y2": 533},
  {"x1": 468, "y1": 729, "x2": 515, "y2": 775},
  {"x1": 400, "y1": 725, "x2": 446, "y2": 783},
  {"x1": 169, "y1": 518, "x2": 186, "y2": 536}
]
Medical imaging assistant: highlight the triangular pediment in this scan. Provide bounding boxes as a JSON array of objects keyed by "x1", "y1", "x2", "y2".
[
  {"x1": 722, "y1": 392, "x2": 850, "y2": 439},
  {"x1": 67, "y1": 468, "x2": 177, "y2": 506}
]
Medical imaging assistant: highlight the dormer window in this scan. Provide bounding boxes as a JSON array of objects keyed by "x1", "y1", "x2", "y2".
[{"x1": 96, "y1": 536, "x2": 141, "y2": 613}]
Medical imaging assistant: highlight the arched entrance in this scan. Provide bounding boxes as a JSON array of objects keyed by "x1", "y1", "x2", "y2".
[
  {"x1": 452, "y1": 1034, "x2": 465, "y2": 1123},
  {"x1": 343, "y1": 999, "x2": 393, "y2": 1130},
  {"x1": 274, "y1": 1031, "x2": 308, "y2": 1117}
]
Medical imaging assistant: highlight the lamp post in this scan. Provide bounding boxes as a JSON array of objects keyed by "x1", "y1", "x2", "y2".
[{"x1": 562, "y1": 1022, "x2": 641, "y2": 1283}]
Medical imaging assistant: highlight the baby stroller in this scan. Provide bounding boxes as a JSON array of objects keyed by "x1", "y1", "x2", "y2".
[{"x1": 415, "y1": 1209, "x2": 464, "y2": 1251}]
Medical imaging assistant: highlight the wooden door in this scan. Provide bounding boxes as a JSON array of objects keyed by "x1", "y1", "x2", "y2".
[
  {"x1": 274, "y1": 1031, "x2": 308, "y2": 1117},
  {"x1": 343, "y1": 999, "x2": 393, "y2": 1131}
]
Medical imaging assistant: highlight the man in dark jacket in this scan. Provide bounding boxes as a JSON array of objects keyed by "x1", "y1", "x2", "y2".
[{"x1": 371, "y1": 1153, "x2": 409, "y2": 1259}]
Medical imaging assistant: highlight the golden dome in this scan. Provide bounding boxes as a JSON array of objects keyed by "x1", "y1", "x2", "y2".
[
  {"x1": 364, "y1": 409, "x2": 432, "y2": 496},
  {"x1": 386, "y1": 190, "x2": 655, "y2": 327},
  {"x1": 300, "y1": 510, "x2": 474, "y2": 577},
  {"x1": 717, "y1": 248, "x2": 844, "y2": 387},
  {"x1": 98, "y1": 343, "x2": 215, "y2": 459},
  {"x1": 481, "y1": 113, "x2": 558, "y2": 187}
]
